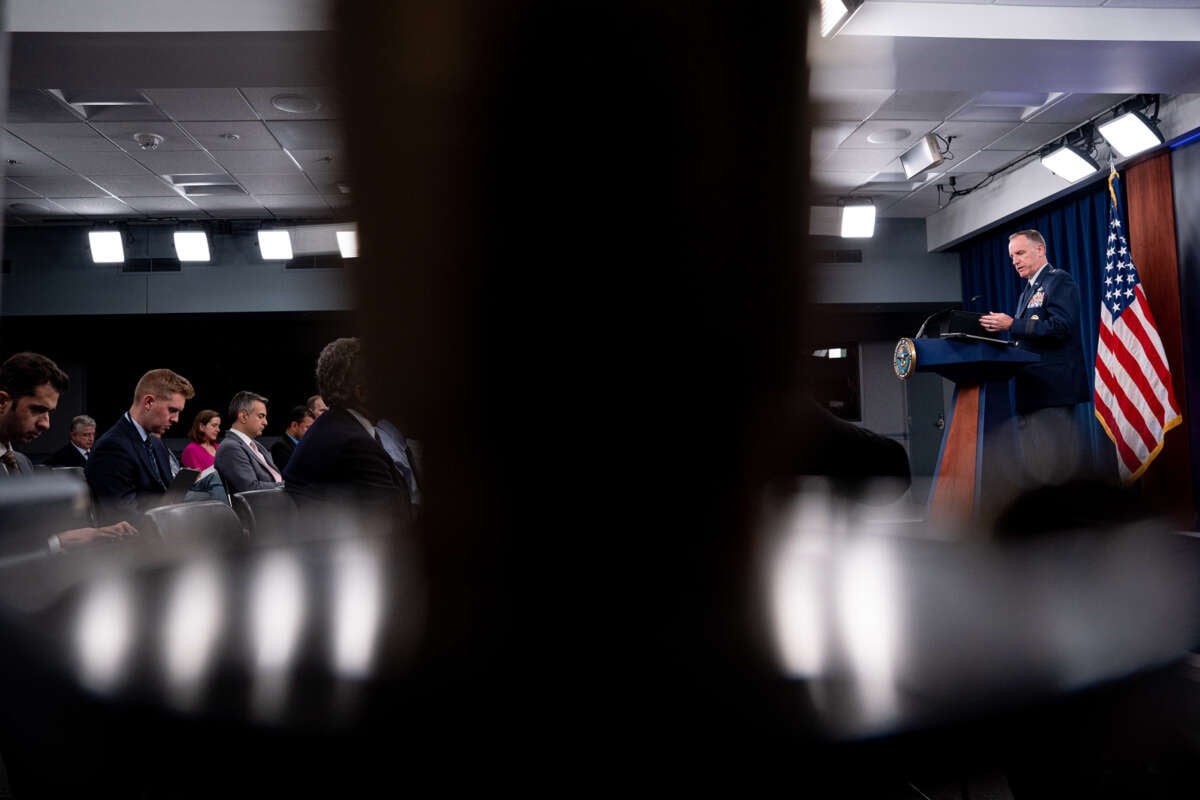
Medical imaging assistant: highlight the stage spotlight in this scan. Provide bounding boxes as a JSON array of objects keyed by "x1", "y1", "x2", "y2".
[
  {"x1": 1040, "y1": 143, "x2": 1100, "y2": 183},
  {"x1": 1098, "y1": 110, "x2": 1163, "y2": 159}
]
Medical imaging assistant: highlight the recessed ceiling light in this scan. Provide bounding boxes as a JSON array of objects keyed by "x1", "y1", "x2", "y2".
[
  {"x1": 271, "y1": 93, "x2": 321, "y2": 114},
  {"x1": 336, "y1": 230, "x2": 358, "y2": 259},
  {"x1": 841, "y1": 204, "x2": 876, "y2": 238},
  {"x1": 258, "y1": 230, "x2": 293, "y2": 261},
  {"x1": 88, "y1": 231, "x2": 125, "y2": 264},
  {"x1": 173, "y1": 231, "x2": 211, "y2": 262},
  {"x1": 866, "y1": 128, "x2": 912, "y2": 144}
]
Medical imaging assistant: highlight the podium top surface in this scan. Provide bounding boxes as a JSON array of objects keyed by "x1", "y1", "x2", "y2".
[{"x1": 911, "y1": 337, "x2": 1039, "y2": 384}]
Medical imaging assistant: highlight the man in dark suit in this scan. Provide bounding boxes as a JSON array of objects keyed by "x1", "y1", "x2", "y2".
[
  {"x1": 0, "y1": 352, "x2": 136, "y2": 552},
  {"x1": 980, "y1": 229, "x2": 1090, "y2": 481},
  {"x1": 43, "y1": 414, "x2": 96, "y2": 468},
  {"x1": 284, "y1": 338, "x2": 409, "y2": 513},
  {"x1": 214, "y1": 391, "x2": 285, "y2": 495},
  {"x1": 86, "y1": 368, "x2": 195, "y2": 526},
  {"x1": 270, "y1": 405, "x2": 314, "y2": 472}
]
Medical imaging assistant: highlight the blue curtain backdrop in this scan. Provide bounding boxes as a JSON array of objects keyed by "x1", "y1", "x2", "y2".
[{"x1": 958, "y1": 178, "x2": 1120, "y2": 468}]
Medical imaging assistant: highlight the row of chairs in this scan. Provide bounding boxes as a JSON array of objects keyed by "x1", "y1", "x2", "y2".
[
  {"x1": 34, "y1": 463, "x2": 298, "y2": 545},
  {"x1": 143, "y1": 488, "x2": 299, "y2": 544}
]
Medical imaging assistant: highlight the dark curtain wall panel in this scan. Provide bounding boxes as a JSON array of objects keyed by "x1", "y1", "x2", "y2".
[
  {"x1": 1171, "y1": 138, "x2": 1200, "y2": 527},
  {"x1": 958, "y1": 181, "x2": 1115, "y2": 475}
]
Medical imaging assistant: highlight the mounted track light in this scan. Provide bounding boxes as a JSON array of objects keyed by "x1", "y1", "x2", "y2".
[
  {"x1": 1098, "y1": 110, "x2": 1163, "y2": 159},
  {"x1": 899, "y1": 134, "x2": 945, "y2": 180},
  {"x1": 1040, "y1": 143, "x2": 1100, "y2": 183}
]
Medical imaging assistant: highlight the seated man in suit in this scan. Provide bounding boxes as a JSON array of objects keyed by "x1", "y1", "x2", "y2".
[
  {"x1": 284, "y1": 338, "x2": 409, "y2": 513},
  {"x1": 213, "y1": 390, "x2": 285, "y2": 495},
  {"x1": 86, "y1": 368, "x2": 195, "y2": 526},
  {"x1": 270, "y1": 405, "x2": 314, "y2": 472},
  {"x1": 0, "y1": 352, "x2": 136, "y2": 553},
  {"x1": 44, "y1": 414, "x2": 96, "y2": 468}
]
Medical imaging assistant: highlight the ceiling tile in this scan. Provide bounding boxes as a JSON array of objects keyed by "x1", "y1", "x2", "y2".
[
  {"x1": 1025, "y1": 93, "x2": 1131, "y2": 124},
  {"x1": 91, "y1": 175, "x2": 180, "y2": 197},
  {"x1": 987, "y1": 122, "x2": 1077, "y2": 151},
  {"x1": 142, "y1": 89, "x2": 258, "y2": 121},
  {"x1": 123, "y1": 196, "x2": 204, "y2": 216},
  {"x1": 51, "y1": 198, "x2": 136, "y2": 215},
  {"x1": 240, "y1": 173, "x2": 317, "y2": 195},
  {"x1": 264, "y1": 119, "x2": 343, "y2": 151},
  {"x1": 812, "y1": 90, "x2": 894, "y2": 123},
  {"x1": 6, "y1": 90, "x2": 79, "y2": 123},
  {"x1": 946, "y1": 149, "x2": 1025, "y2": 174},
  {"x1": 811, "y1": 170, "x2": 876, "y2": 192},
  {"x1": 316, "y1": 179, "x2": 352, "y2": 197},
  {"x1": 818, "y1": 147, "x2": 905, "y2": 173},
  {"x1": 839, "y1": 120, "x2": 939, "y2": 150},
  {"x1": 811, "y1": 123, "x2": 860, "y2": 162},
  {"x1": 1, "y1": 130, "x2": 44, "y2": 160},
  {"x1": 211, "y1": 149, "x2": 301, "y2": 174},
  {"x1": 240, "y1": 87, "x2": 341, "y2": 120},
  {"x1": 879, "y1": 187, "x2": 944, "y2": 219},
  {"x1": 6, "y1": 123, "x2": 120, "y2": 152},
  {"x1": 5, "y1": 199, "x2": 73, "y2": 217},
  {"x1": 54, "y1": 150, "x2": 152, "y2": 176},
  {"x1": 870, "y1": 91, "x2": 974, "y2": 121},
  {"x1": 92, "y1": 121, "x2": 198, "y2": 153},
  {"x1": 189, "y1": 196, "x2": 268, "y2": 213},
  {"x1": 1101, "y1": 0, "x2": 1200, "y2": 5},
  {"x1": 5, "y1": 179, "x2": 39, "y2": 198},
  {"x1": 4, "y1": 151, "x2": 72, "y2": 177},
  {"x1": 933, "y1": 121, "x2": 1021, "y2": 151},
  {"x1": 177, "y1": 120, "x2": 279, "y2": 150},
  {"x1": 131, "y1": 150, "x2": 223, "y2": 174},
  {"x1": 17, "y1": 175, "x2": 110, "y2": 198},
  {"x1": 258, "y1": 195, "x2": 331, "y2": 215},
  {"x1": 289, "y1": 149, "x2": 346, "y2": 177}
]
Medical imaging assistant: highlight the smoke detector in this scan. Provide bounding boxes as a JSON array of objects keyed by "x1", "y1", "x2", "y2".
[{"x1": 133, "y1": 132, "x2": 165, "y2": 151}]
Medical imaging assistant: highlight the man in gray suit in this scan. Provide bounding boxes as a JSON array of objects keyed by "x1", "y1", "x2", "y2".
[{"x1": 213, "y1": 390, "x2": 284, "y2": 496}]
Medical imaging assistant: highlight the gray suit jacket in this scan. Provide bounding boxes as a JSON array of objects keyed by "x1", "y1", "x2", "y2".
[
  {"x1": 213, "y1": 434, "x2": 284, "y2": 495},
  {"x1": 3, "y1": 449, "x2": 34, "y2": 476}
]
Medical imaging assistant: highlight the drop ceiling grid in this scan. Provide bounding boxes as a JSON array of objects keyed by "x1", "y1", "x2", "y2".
[{"x1": 2, "y1": 88, "x2": 344, "y2": 223}]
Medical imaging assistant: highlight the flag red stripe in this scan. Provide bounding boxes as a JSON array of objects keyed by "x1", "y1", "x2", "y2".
[
  {"x1": 1123, "y1": 294, "x2": 1172, "y2": 395},
  {"x1": 1104, "y1": 316, "x2": 1167, "y2": 427},
  {"x1": 1094, "y1": 356, "x2": 1152, "y2": 474}
]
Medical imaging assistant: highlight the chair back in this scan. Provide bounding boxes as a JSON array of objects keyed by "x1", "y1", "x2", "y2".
[
  {"x1": 144, "y1": 500, "x2": 246, "y2": 546},
  {"x1": 230, "y1": 487, "x2": 298, "y2": 537}
]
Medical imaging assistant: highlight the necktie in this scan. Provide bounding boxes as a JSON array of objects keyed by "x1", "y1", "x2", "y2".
[
  {"x1": 1, "y1": 450, "x2": 20, "y2": 475},
  {"x1": 145, "y1": 438, "x2": 169, "y2": 486},
  {"x1": 251, "y1": 440, "x2": 283, "y2": 483}
]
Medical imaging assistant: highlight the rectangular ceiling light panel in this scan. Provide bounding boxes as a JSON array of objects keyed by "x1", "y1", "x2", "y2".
[
  {"x1": 258, "y1": 230, "x2": 293, "y2": 261},
  {"x1": 173, "y1": 231, "x2": 211, "y2": 262}
]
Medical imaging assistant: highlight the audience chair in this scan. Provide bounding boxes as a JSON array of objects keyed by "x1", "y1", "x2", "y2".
[
  {"x1": 230, "y1": 487, "x2": 299, "y2": 538},
  {"x1": 143, "y1": 500, "x2": 246, "y2": 547}
]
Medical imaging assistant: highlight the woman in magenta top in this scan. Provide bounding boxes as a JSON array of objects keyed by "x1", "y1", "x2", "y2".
[{"x1": 181, "y1": 409, "x2": 221, "y2": 470}]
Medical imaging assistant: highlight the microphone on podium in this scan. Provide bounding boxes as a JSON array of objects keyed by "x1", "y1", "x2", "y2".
[{"x1": 914, "y1": 296, "x2": 983, "y2": 339}]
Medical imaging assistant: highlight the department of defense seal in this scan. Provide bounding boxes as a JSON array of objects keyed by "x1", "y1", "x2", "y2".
[{"x1": 893, "y1": 337, "x2": 916, "y2": 380}]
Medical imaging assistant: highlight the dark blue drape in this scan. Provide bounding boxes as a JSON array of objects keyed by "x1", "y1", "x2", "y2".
[{"x1": 958, "y1": 179, "x2": 1120, "y2": 466}]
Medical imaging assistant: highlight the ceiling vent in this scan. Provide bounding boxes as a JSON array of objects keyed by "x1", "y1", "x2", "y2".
[
  {"x1": 48, "y1": 89, "x2": 153, "y2": 119},
  {"x1": 163, "y1": 173, "x2": 245, "y2": 197}
]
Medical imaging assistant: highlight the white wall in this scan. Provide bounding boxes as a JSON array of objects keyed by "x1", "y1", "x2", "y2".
[{"x1": 812, "y1": 218, "x2": 961, "y2": 305}]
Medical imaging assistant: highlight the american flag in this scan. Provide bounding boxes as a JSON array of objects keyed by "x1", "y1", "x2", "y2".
[{"x1": 1093, "y1": 168, "x2": 1182, "y2": 482}]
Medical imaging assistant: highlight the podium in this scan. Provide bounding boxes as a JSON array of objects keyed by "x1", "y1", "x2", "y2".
[{"x1": 894, "y1": 336, "x2": 1039, "y2": 521}]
